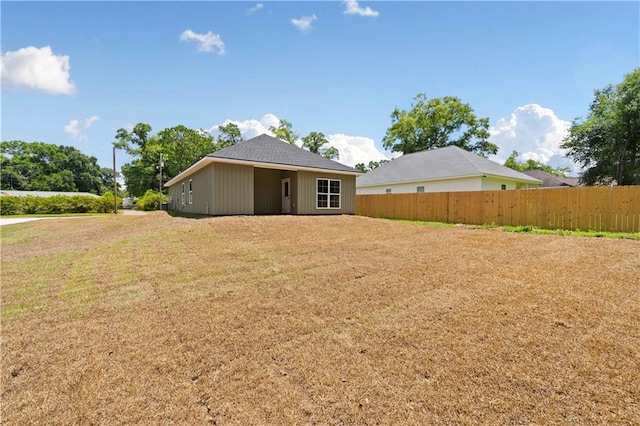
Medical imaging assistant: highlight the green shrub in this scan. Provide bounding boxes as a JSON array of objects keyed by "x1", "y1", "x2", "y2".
[
  {"x1": 21, "y1": 196, "x2": 40, "y2": 214},
  {"x1": 0, "y1": 194, "x2": 120, "y2": 215},
  {"x1": 0, "y1": 196, "x2": 21, "y2": 215},
  {"x1": 94, "y1": 192, "x2": 120, "y2": 213},
  {"x1": 68, "y1": 195, "x2": 95, "y2": 213},
  {"x1": 134, "y1": 190, "x2": 168, "y2": 211}
]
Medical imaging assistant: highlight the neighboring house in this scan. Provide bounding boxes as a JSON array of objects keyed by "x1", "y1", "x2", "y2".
[
  {"x1": 521, "y1": 169, "x2": 581, "y2": 187},
  {"x1": 0, "y1": 190, "x2": 100, "y2": 198},
  {"x1": 164, "y1": 134, "x2": 361, "y2": 215},
  {"x1": 356, "y1": 146, "x2": 541, "y2": 194}
]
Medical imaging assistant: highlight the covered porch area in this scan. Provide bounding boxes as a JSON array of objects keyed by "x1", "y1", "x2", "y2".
[{"x1": 253, "y1": 168, "x2": 298, "y2": 215}]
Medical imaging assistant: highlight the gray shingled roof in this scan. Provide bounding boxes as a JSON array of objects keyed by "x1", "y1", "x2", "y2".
[
  {"x1": 522, "y1": 169, "x2": 579, "y2": 187},
  {"x1": 208, "y1": 134, "x2": 358, "y2": 173},
  {"x1": 357, "y1": 146, "x2": 541, "y2": 186}
]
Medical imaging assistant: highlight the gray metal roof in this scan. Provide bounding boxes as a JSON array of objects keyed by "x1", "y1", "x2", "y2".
[
  {"x1": 357, "y1": 146, "x2": 541, "y2": 186},
  {"x1": 209, "y1": 134, "x2": 358, "y2": 174},
  {"x1": 0, "y1": 190, "x2": 100, "y2": 198}
]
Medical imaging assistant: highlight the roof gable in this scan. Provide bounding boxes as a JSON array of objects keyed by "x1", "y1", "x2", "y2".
[
  {"x1": 209, "y1": 134, "x2": 357, "y2": 174},
  {"x1": 357, "y1": 146, "x2": 541, "y2": 186}
]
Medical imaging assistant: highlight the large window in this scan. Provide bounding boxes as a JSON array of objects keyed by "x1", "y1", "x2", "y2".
[
  {"x1": 188, "y1": 179, "x2": 193, "y2": 204},
  {"x1": 317, "y1": 178, "x2": 340, "y2": 209},
  {"x1": 181, "y1": 183, "x2": 185, "y2": 205}
]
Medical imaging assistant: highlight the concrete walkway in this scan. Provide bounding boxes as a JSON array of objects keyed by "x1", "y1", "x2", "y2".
[
  {"x1": 0, "y1": 210, "x2": 147, "y2": 226},
  {"x1": 0, "y1": 217, "x2": 43, "y2": 226}
]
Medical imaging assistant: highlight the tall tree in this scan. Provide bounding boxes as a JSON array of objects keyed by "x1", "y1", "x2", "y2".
[
  {"x1": 269, "y1": 119, "x2": 298, "y2": 144},
  {"x1": 504, "y1": 151, "x2": 569, "y2": 177},
  {"x1": 114, "y1": 123, "x2": 158, "y2": 197},
  {"x1": 217, "y1": 122, "x2": 243, "y2": 149},
  {"x1": 114, "y1": 123, "x2": 152, "y2": 155},
  {"x1": 115, "y1": 123, "x2": 216, "y2": 197},
  {"x1": 562, "y1": 69, "x2": 640, "y2": 185},
  {"x1": 157, "y1": 125, "x2": 216, "y2": 177},
  {"x1": 301, "y1": 131, "x2": 339, "y2": 159},
  {"x1": 382, "y1": 93, "x2": 496, "y2": 157},
  {"x1": 1, "y1": 141, "x2": 108, "y2": 194},
  {"x1": 354, "y1": 159, "x2": 390, "y2": 173}
]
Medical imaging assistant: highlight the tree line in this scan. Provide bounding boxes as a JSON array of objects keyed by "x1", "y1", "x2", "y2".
[
  {"x1": 2, "y1": 68, "x2": 637, "y2": 197},
  {"x1": 1, "y1": 141, "x2": 114, "y2": 194}
]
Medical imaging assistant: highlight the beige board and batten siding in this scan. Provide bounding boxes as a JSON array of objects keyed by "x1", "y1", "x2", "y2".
[
  {"x1": 212, "y1": 162, "x2": 254, "y2": 215},
  {"x1": 168, "y1": 165, "x2": 214, "y2": 214},
  {"x1": 297, "y1": 171, "x2": 356, "y2": 215}
]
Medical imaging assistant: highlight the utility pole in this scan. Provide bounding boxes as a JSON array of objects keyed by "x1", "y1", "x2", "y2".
[
  {"x1": 159, "y1": 153, "x2": 163, "y2": 211},
  {"x1": 113, "y1": 146, "x2": 118, "y2": 214}
]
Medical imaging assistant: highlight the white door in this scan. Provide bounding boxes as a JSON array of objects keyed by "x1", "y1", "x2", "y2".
[{"x1": 281, "y1": 178, "x2": 291, "y2": 214}]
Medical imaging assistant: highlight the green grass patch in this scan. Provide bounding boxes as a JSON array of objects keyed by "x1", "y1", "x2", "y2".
[
  {"x1": 502, "y1": 225, "x2": 640, "y2": 240},
  {"x1": 0, "y1": 227, "x2": 46, "y2": 245},
  {"x1": 2, "y1": 251, "x2": 80, "y2": 321},
  {"x1": 380, "y1": 218, "x2": 639, "y2": 239},
  {"x1": 58, "y1": 251, "x2": 105, "y2": 319},
  {"x1": 378, "y1": 218, "x2": 455, "y2": 228}
]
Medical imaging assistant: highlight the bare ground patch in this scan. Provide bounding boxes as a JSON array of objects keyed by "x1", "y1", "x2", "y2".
[{"x1": 1, "y1": 213, "x2": 639, "y2": 424}]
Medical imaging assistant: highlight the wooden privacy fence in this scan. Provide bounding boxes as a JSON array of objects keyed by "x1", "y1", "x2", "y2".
[{"x1": 356, "y1": 186, "x2": 640, "y2": 232}]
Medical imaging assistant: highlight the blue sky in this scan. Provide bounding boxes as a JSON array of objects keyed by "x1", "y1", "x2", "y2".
[{"x1": 2, "y1": 1, "x2": 638, "y2": 175}]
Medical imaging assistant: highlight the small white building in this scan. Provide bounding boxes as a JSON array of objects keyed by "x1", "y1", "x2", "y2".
[{"x1": 356, "y1": 146, "x2": 541, "y2": 194}]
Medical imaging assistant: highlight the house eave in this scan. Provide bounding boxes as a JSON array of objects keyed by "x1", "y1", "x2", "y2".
[
  {"x1": 356, "y1": 173, "x2": 541, "y2": 188},
  {"x1": 165, "y1": 157, "x2": 361, "y2": 187}
]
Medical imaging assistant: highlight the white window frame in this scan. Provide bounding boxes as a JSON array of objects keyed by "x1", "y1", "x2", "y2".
[
  {"x1": 188, "y1": 179, "x2": 193, "y2": 204},
  {"x1": 386, "y1": 188, "x2": 392, "y2": 194},
  {"x1": 181, "y1": 182, "x2": 185, "y2": 205},
  {"x1": 417, "y1": 186, "x2": 425, "y2": 193},
  {"x1": 316, "y1": 178, "x2": 341, "y2": 209}
]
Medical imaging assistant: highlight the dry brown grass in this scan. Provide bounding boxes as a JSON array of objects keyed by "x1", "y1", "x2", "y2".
[{"x1": 1, "y1": 213, "x2": 639, "y2": 425}]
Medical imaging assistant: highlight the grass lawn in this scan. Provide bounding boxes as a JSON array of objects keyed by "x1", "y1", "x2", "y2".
[{"x1": 1, "y1": 213, "x2": 639, "y2": 424}]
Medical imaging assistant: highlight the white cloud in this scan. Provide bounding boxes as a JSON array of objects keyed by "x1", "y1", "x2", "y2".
[
  {"x1": 64, "y1": 115, "x2": 99, "y2": 141},
  {"x1": 343, "y1": 0, "x2": 379, "y2": 17},
  {"x1": 489, "y1": 104, "x2": 580, "y2": 174},
  {"x1": 1, "y1": 46, "x2": 75, "y2": 95},
  {"x1": 247, "y1": 3, "x2": 264, "y2": 14},
  {"x1": 208, "y1": 113, "x2": 279, "y2": 140},
  {"x1": 179, "y1": 30, "x2": 225, "y2": 54},
  {"x1": 291, "y1": 14, "x2": 317, "y2": 32},
  {"x1": 326, "y1": 134, "x2": 389, "y2": 167},
  {"x1": 208, "y1": 114, "x2": 390, "y2": 168}
]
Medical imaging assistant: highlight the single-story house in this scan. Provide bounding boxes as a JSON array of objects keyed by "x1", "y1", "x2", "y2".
[
  {"x1": 0, "y1": 190, "x2": 100, "y2": 198},
  {"x1": 356, "y1": 146, "x2": 541, "y2": 194},
  {"x1": 164, "y1": 134, "x2": 361, "y2": 215},
  {"x1": 521, "y1": 169, "x2": 581, "y2": 187}
]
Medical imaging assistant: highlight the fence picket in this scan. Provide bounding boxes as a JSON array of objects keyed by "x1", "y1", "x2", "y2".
[{"x1": 356, "y1": 186, "x2": 640, "y2": 232}]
